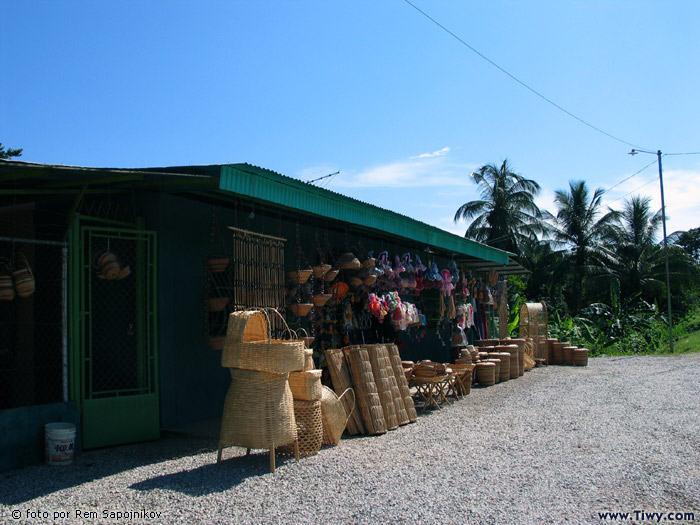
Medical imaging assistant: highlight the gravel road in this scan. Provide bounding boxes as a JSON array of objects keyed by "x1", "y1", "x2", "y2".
[{"x1": 2, "y1": 354, "x2": 699, "y2": 524}]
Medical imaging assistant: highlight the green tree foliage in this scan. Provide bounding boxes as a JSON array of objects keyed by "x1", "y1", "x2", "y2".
[
  {"x1": 672, "y1": 227, "x2": 700, "y2": 262},
  {"x1": 549, "y1": 180, "x2": 620, "y2": 314},
  {"x1": 0, "y1": 143, "x2": 23, "y2": 159},
  {"x1": 454, "y1": 159, "x2": 544, "y2": 256}
]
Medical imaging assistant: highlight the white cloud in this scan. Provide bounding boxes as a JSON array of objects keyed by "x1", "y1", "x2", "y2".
[
  {"x1": 330, "y1": 152, "x2": 476, "y2": 190},
  {"x1": 413, "y1": 147, "x2": 451, "y2": 159},
  {"x1": 540, "y1": 168, "x2": 700, "y2": 235}
]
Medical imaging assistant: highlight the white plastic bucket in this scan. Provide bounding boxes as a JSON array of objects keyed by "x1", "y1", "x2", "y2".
[{"x1": 45, "y1": 422, "x2": 76, "y2": 465}]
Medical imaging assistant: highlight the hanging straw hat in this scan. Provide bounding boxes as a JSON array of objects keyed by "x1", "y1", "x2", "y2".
[{"x1": 336, "y1": 252, "x2": 361, "y2": 270}]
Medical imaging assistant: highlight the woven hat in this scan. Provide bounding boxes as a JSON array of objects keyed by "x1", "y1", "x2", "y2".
[{"x1": 336, "y1": 252, "x2": 361, "y2": 270}]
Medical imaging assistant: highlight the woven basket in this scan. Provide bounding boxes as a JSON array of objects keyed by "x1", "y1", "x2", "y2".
[
  {"x1": 320, "y1": 386, "x2": 355, "y2": 445},
  {"x1": 312, "y1": 294, "x2": 332, "y2": 307},
  {"x1": 289, "y1": 303, "x2": 313, "y2": 317},
  {"x1": 562, "y1": 346, "x2": 577, "y2": 366},
  {"x1": 289, "y1": 369, "x2": 322, "y2": 401},
  {"x1": 222, "y1": 310, "x2": 306, "y2": 373},
  {"x1": 323, "y1": 269, "x2": 340, "y2": 282},
  {"x1": 287, "y1": 269, "x2": 313, "y2": 284},
  {"x1": 475, "y1": 362, "x2": 496, "y2": 386},
  {"x1": 573, "y1": 348, "x2": 589, "y2": 366},
  {"x1": 485, "y1": 358, "x2": 502, "y2": 383},
  {"x1": 312, "y1": 264, "x2": 332, "y2": 278},
  {"x1": 552, "y1": 341, "x2": 570, "y2": 365},
  {"x1": 279, "y1": 399, "x2": 323, "y2": 457},
  {"x1": 303, "y1": 349, "x2": 314, "y2": 371},
  {"x1": 219, "y1": 368, "x2": 297, "y2": 451},
  {"x1": 12, "y1": 253, "x2": 35, "y2": 298},
  {"x1": 348, "y1": 276, "x2": 363, "y2": 287}
]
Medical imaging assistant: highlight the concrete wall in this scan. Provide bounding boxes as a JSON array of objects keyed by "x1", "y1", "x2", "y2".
[{"x1": 0, "y1": 402, "x2": 79, "y2": 472}]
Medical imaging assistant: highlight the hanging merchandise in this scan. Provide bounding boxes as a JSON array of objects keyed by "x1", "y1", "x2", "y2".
[
  {"x1": 401, "y1": 253, "x2": 415, "y2": 273},
  {"x1": 414, "y1": 254, "x2": 427, "y2": 273},
  {"x1": 330, "y1": 281, "x2": 349, "y2": 300},
  {"x1": 376, "y1": 251, "x2": 393, "y2": 277},
  {"x1": 448, "y1": 260, "x2": 460, "y2": 283}
]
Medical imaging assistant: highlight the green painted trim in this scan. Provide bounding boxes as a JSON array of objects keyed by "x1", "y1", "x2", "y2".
[
  {"x1": 82, "y1": 395, "x2": 159, "y2": 449},
  {"x1": 219, "y1": 164, "x2": 510, "y2": 264}
]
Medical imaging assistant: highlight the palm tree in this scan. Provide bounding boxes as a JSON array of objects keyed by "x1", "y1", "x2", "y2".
[
  {"x1": 454, "y1": 159, "x2": 543, "y2": 256},
  {"x1": 606, "y1": 195, "x2": 665, "y2": 302},
  {"x1": 549, "y1": 180, "x2": 620, "y2": 314}
]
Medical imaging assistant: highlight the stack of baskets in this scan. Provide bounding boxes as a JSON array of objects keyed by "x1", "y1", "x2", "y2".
[
  {"x1": 283, "y1": 362, "x2": 324, "y2": 457},
  {"x1": 217, "y1": 309, "x2": 306, "y2": 472}
]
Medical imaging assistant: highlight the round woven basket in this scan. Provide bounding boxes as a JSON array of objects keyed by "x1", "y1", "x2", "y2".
[
  {"x1": 320, "y1": 386, "x2": 355, "y2": 445},
  {"x1": 289, "y1": 369, "x2": 322, "y2": 401},
  {"x1": 485, "y1": 358, "x2": 502, "y2": 383},
  {"x1": 279, "y1": 399, "x2": 323, "y2": 457},
  {"x1": 552, "y1": 341, "x2": 570, "y2": 365},
  {"x1": 499, "y1": 345, "x2": 520, "y2": 379},
  {"x1": 221, "y1": 310, "x2": 306, "y2": 373},
  {"x1": 475, "y1": 362, "x2": 496, "y2": 386},
  {"x1": 562, "y1": 346, "x2": 577, "y2": 366},
  {"x1": 573, "y1": 348, "x2": 589, "y2": 366}
]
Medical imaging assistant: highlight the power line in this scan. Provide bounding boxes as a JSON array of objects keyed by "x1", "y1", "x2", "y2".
[
  {"x1": 606, "y1": 158, "x2": 658, "y2": 193},
  {"x1": 606, "y1": 175, "x2": 659, "y2": 206},
  {"x1": 403, "y1": 0, "x2": 648, "y2": 150}
]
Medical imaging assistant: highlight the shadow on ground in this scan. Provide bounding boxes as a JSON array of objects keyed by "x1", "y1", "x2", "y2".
[
  {"x1": 0, "y1": 432, "x2": 218, "y2": 505},
  {"x1": 129, "y1": 452, "x2": 299, "y2": 495}
]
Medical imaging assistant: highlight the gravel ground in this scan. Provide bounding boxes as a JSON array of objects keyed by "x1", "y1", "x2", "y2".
[{"x1": 2, "y1": 354, "x2": 699, "y2": 525}]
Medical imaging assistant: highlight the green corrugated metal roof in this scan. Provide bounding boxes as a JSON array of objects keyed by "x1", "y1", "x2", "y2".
[{"x1": 219, "y1": 163, "x2": 510, "y2": 265}]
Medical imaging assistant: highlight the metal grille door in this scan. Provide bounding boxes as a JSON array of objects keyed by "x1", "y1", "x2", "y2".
[{"x1": 74, "y1": 224, "x2": 158, "y2": 449}]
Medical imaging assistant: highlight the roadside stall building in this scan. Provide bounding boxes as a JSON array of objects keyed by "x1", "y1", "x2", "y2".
[{"x1": 0, "y1": 160, "x2": 520, "y2": 471}]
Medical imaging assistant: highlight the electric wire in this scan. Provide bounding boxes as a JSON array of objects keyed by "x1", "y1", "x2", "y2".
[
  {"x1": 606, "y1": 158, "x2": 658, "y2": 193},
  {"x1": 403, "y1": 0, "x2": 649, "y2": 150}
]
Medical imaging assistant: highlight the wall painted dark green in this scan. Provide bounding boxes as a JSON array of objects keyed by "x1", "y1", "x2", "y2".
[{"x1": 0, "y1": 402, "x2": 79, "y2": 472}]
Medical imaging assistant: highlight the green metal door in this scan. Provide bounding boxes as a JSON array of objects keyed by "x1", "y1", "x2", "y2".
[{"x1": 70, "y1": 221, "x2": 158, "y2": 449}]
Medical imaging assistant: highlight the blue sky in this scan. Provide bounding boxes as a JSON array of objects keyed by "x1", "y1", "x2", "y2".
[{"x1": 2, "y1": 0, "x2": 699, "y2": 237}]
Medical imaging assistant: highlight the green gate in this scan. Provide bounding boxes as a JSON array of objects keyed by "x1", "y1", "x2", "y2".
[{"x1": 69, "y1": 218, "x2": 159, "y2": 449}]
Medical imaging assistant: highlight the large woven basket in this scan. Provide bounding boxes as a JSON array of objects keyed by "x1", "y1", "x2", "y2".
[
  {"x1": 279, "y1": 399, "x2": 323, "y2": 457},
  {"x1": 218, "y1": 368, "x2": 297, "y2": 451},
  {"x1": 320, "y1": 386, "x2": 355, "y2": 445},
  {"x1": 289, "y1": 369, "x2": 323, "y2": 401},
  {"x1": 222, "y1": 310, "x2": 306, "y2": 373}
]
